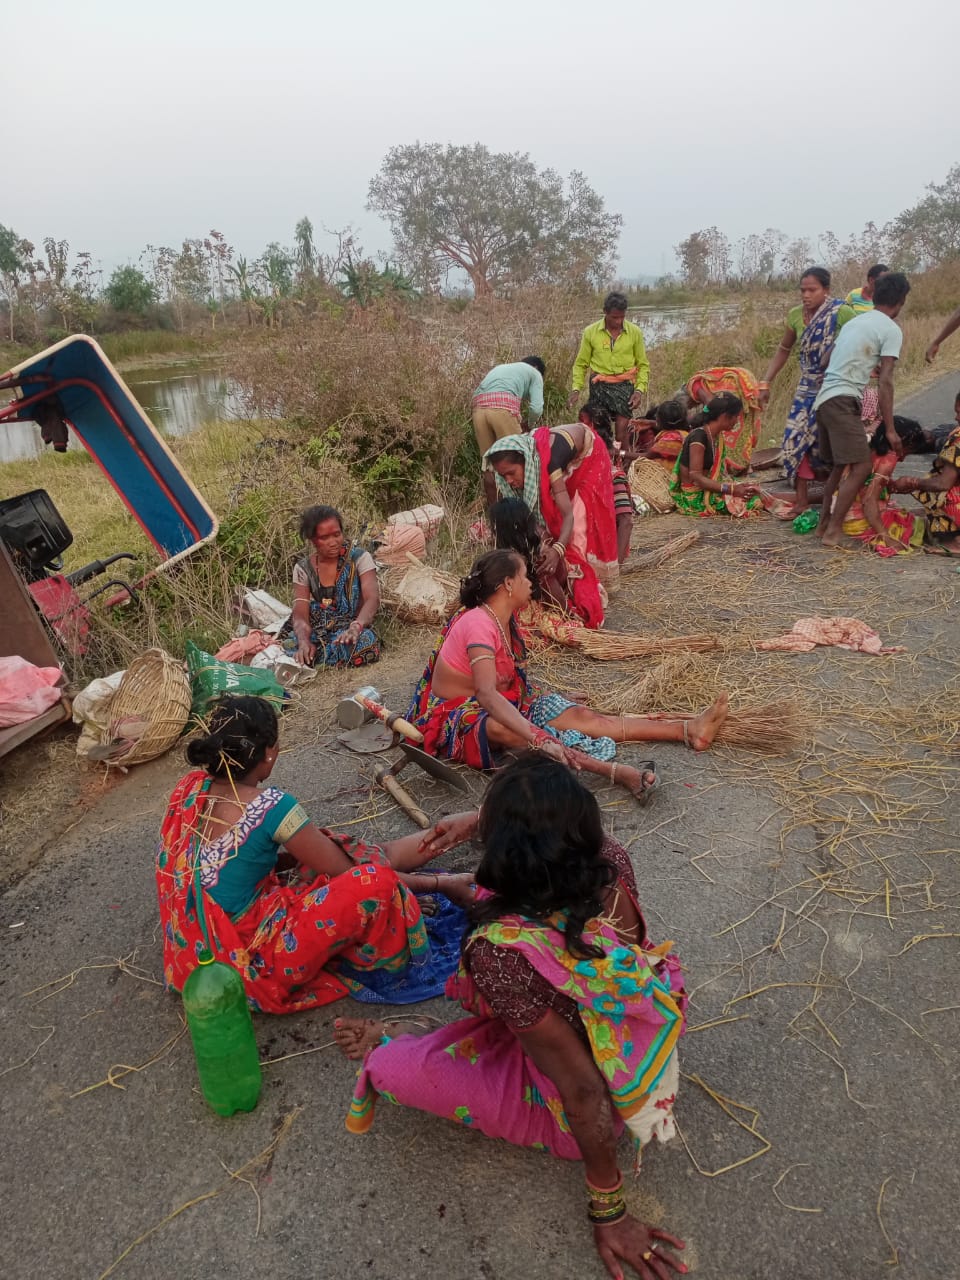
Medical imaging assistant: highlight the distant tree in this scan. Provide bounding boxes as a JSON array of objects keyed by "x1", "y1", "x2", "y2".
[
  {"x1": 104, "y1": 265, "x2": 156, "y2": 313},
  {"x1": 203, "y1": 230, "x2": 232, "y2": 314},
  {"x1": 781, "y1": 238, "x2": 813, "y2": 279},
  {"x1": 888, "y1": 165, "x2": 960, "y2": 267},
  {"x1": 227, "y1": 256, "x2": 256, "y2": 326},
  {"x1": 703, "y1": 226, "x2": 731, "y2": 284},
  {"x1": 0, "y1": 224, "x2": 30, "y2": 340},
  {"x1": 339, "y1": 257, "x2": 418, "y2": 308},
  {"x1": 675, "y1": 231, "x2": 710, "y2": 289},
  {"x1": 294, "y1": 217, "x2": 316, "y2": 283},
  {"x1": 368, "y1": 143, "x2": 621, "y2": 295}
]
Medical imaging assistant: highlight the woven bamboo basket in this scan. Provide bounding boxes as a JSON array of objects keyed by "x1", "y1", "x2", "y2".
[
  {"x1": 628, "y1": 458, "x2": 675, "y2": 513},
  {"x1": 381, "y1": 556, "x2": 460, "y2": 626},
  {"x1": 105, "y1": 647, "x2": 192, "y2": 767}
]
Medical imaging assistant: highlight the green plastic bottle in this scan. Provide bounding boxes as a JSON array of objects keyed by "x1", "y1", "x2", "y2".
[
  {"x1": 792, "y1": 508, "x2": 820, "y2": 534},
  {"x1": 182, "y1": 950, "x2": 262, "y2": 1116}
]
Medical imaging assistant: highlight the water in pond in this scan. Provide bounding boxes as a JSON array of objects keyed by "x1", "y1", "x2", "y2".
[{"x1": 0, "y1": 363, "x2": 247, "y2": 465}]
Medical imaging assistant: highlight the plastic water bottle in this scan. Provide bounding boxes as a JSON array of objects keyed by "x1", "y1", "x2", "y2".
[
  {"x1": 182, "y1": 950, "x2": 262, "y2": 1116},
  {"x1": 792, "y1": 508, "x2": 820, "y2": 534}
]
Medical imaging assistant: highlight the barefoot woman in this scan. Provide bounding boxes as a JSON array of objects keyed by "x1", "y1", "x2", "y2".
[
  {"x1": 336, "y1": 756, "x2": 688, "y2": 1280},
  {"x1": 406, "y1": 550, "x2": 728, "y2": 802}
]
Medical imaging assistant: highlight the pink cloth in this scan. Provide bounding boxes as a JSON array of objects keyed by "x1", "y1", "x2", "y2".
[
  {"x1": 0, "y1": 656, "x2": 63, "y2": 727},
  {"x1": 215, "y1": 630, "x2": 275, "y2": 663},
  {"x1": 757, "y1": 616, "x2": 905, "y2": 655},
  {"x1": 438, "y1": 607, "x2": 517, "y2": 687}
]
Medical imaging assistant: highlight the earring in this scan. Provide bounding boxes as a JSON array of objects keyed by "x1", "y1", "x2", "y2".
[{"x1": 507, "y1": 585, "x2": 514, "y2": 596}]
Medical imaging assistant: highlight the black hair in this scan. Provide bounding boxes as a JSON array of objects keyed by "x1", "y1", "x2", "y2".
[
  {"x1": 655, "y1": 399, "x2": 688, "y2": 430},
  {"x1": 521, "y1": 355, "x2": 546, "y2": 377},
  {"x1": 490, "y1": 499, "x2": 542, "y2": 599},
  {"x1": 801, "y1": 266, "x2": 831, "y2": 288},
  {"x1": 603, "y1": 290, "x2": 629, "y2": 313},
  {"x1": 870, "y1": 415, "x2": 926, "y2": 457},
  {"x1": 702, "y1": 391, "x2": 743, "y2": 423},
  {"x1": 580, "y1": 399, "x2": 615, "y2": 452},
  {"x1": 867, "y1": 263, "x2": 889, "y2": 282},
  {"x1": 873, "y1": 272, "x2": 910, "y2": 308},
  {"x1": 471, "y1": 755, "x2": 614, "y2": 959},
  {"x1": 489, "y1": 448, "x2": 525, "y2": 469},
  {"x1": 186, "y1": 695, "x2": 278, "y2": 778},
  {"x1": 459, "y1": 549, "x2": 524, "y2": 608},
  {"x1": 299, "y1": 504, "x2": 343, "y2": 542}
]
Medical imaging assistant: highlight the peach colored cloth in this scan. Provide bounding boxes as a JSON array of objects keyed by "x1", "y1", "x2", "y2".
[
  {"x1": 757, "y1": 616, "x2": 905, "y2": 655},
  {"x1": 215, "y1": 630, "x2": 276, "y2": 662},
  {"x1": 0, "y1": 656, "x2": 62, "y2": 726}
]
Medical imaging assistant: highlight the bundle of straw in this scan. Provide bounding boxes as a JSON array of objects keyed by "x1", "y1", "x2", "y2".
[
  {"x1": 628, "y1": 458, "x2": 675, "y2": 513},
  {"x1": 715, "y1": 699, "x2": 807, "y2": 753},
  {"x1": 574, "y1": 630, "x2": 724, "y2": 661},
  {"x1": 622, "y1": 530, "x2": 700, "y2": 575}
]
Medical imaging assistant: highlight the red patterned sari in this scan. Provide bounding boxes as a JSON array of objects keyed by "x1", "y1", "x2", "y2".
[{"x1": 156, "y1": 771, "x2": 430, "y2": 1014}]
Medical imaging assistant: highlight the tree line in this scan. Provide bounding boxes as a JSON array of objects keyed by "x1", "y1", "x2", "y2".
[
  {"x1": 673, "y1": 164, "x2": 960, "y2": 289},
  {"x1": 1, "y1": 147, "x2": 957, "y2": 345}
]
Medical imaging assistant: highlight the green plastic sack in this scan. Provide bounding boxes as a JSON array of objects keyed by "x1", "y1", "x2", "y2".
[{"x1": 186, "y1": 641, "x2": 286, "y2": 721}]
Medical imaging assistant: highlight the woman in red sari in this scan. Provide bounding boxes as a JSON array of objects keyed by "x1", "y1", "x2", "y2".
[
  {"x1": 483, "y1": 421, "x2": 618, "y2": 628},
  {"x1": 156, "y1": 695, "x2": 474, "y2": 1014}
]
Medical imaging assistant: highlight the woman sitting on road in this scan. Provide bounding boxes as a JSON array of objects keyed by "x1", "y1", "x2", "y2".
[
  {"x1": 886, "y1": 392, "x2": 960, "y2": 556},
  {"x1": 839, "y1": 416, "x2": 926, "y2": 555},
  {"x1": 156, "y1": 695, "x2": 474, "y2": 1013},
  {"x1": 292, "y1": 505, "x2": 380, "y2": 667},
  {"x1": 335, "y1": 755, "x2": 689, "y2": 1280},
  {"x1": 406, "y1": 550, "x2": 729, "y2": 802},
  {"x1": 669, "y1": 393, "x2": 764, "y2": 517},
  {"x1": 484, "y1": 419, "x2": 618, "y2": 628}
]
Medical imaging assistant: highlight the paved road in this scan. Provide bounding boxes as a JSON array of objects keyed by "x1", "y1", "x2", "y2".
[{"x1": 1, "y1": 375, "x2": 958, "y2": 1280}]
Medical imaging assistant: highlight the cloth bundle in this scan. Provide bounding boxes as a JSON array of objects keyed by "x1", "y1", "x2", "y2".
[{"x1": 757, "y1": 616, "x2": 905, "y2": 655}]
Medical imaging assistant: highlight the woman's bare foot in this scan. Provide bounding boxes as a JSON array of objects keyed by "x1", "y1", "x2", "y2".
[
  {"x1": 334, "y1": 1017, "x2": 386, "y2": 1061},
  {"x1": 616, "y1": 763, "x2": 658, "y2": 804},
  {"x1": 686, "y1": 694, "x2": 729, "y2": 751}
]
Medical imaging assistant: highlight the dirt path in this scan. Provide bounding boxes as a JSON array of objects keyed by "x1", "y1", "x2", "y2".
[{"x1": 1, "y1": 375, "x2": 958, "y2": 1279}]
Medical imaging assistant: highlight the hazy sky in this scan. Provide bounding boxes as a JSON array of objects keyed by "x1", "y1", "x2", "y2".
[{"x1": 5, "y1": 0, "x2": 958, "y2": 282}]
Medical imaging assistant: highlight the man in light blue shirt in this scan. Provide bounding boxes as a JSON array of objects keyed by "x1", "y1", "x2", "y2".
[
  {"x1": 472, "y1": 357, "x2": 545, "y2": 453},
  {"x1": 813, "y1": 272, "x2": 910, "y2": 548}
]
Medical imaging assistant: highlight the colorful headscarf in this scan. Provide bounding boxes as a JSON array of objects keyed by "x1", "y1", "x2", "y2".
[{"x1": 484, "y1": 433, "x2": 541, "y2": 515}]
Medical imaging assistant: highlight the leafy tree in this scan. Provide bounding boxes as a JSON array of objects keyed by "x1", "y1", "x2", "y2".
[
  {"x1": 675, "y1": 231, "x2": 710, "y2": 289},
  {"x1": 0, "y1": 224, "x2": 30, "y2": 340},
  {"x1": 888, "y1": 164, "x2": 960, "y2": 268},
  {"x1": 368, "y1": 143, "x2": 621, "y2": 295},
  {"x1": 294, "y1": 217, "x2": 315, "y2": 283},
  {"x1": 104, "y1": 265, "x2": 157, "y2": 313},
  {"x1": 227, "y1": 256, "x2": 256, "y2": 326},
  {"x1": 339, "y1": 257, "x2": 418, "y2": 308}
]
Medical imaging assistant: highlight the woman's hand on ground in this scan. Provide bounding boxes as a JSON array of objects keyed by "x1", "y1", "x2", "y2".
[
  {"x1": 334, "y1": 620, "x2": 363, "y2": 646},
  {"x1": 295, "y1": 636, "x2": 316, "y2": 665},
  {"x1": 735, "y1": 483, "x2": 761, "y2": 498},
  {"x1": 417, "y1": 811, "x2": 479, "y2": 856},
  {"x1": 593, "y1": 1217, "x2": 687, "y2": 1279},
  {"x1": 435, "y1": 871, "x2": 477, "y2": 907}
]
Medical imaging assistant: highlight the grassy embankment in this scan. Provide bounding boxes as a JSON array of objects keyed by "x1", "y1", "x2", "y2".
[{"x1": 2, "y1": 287, "x2": 957, "y2": 684}]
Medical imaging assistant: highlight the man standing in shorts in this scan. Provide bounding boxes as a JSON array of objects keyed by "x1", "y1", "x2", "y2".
[
  {"x1": 813, "y1": 272, "x2": 911, "y2": 548},
  {"x1": 568, "y1": 291, "x2": 650, "y2": 452}
]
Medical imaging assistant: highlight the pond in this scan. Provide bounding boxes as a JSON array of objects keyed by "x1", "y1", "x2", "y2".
[
  {"x1": 0, "y1": 363, "x2": 247, "y2": 464},
  {"x1": 0, "y1": 303, "x2": 743, "y2": 464}
]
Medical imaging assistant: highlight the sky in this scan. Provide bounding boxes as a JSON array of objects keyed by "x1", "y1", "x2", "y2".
[{"x1": 4, "y1": 0, "x2": 958, "y2": 284}]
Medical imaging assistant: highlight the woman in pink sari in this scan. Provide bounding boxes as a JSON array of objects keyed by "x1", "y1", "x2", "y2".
[{"x1": 335, "y1": 756, "x2": 689, "y2": 1280}]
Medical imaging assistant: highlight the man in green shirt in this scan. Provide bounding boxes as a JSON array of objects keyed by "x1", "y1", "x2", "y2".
[{"x1": 568, "y1": 291, "x2": 650, "y2": 446}]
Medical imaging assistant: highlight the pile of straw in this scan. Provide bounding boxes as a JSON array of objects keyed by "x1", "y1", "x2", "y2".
[
  {"x1": 622, "y1": 530, "x2": 700, "y2": 575},
  {"x1": 576, "y1": 630, "x2": 725, "y2": 661}
]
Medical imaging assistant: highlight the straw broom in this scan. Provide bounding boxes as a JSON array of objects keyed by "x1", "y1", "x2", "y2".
[{"x1": 621, "y1": 530, "x2": 700, "y2": 575}]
